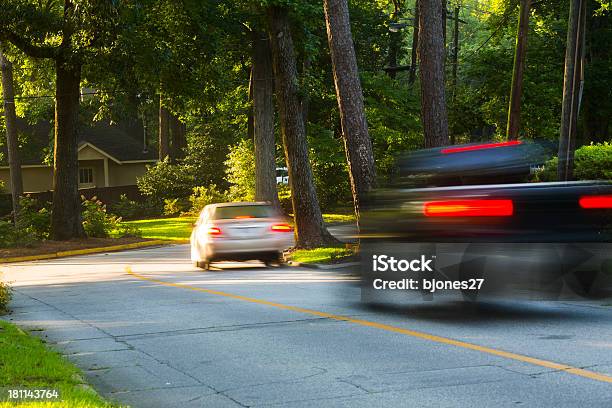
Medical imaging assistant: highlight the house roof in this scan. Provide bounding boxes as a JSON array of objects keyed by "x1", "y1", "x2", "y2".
[
  {"x1": 1, "y1": 120, "x2": 157, "y2": 166},
  {"x1": 78, "y1": 124, "x2": 157, "y2": 163}
]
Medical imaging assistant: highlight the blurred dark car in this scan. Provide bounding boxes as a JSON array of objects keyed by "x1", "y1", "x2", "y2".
[{"x1": 360, "y1": 140, "x2": 612, "y2": 301}]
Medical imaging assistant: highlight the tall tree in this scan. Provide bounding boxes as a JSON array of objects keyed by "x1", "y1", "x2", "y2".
[
  {"x1": 408, "y1": 0, "x2": 420, "y2": 85},
  {"x1": 323, "y1": 0, "x2": 376, "y2": 225},
  {"x1": 0, "y1": 0, "x2": 117, "y2": 239},
  {"x1": 266, "y1": 5, "x2": 336, "y2": 248},
  {"x1": 506, "y1": 0, "x2": 531, "y2": 140},
  {"x1": 418, "y1": 0, "x2": 449, "y2": 147},
  {"x1": 0, "y1": 48, "x2": 23, "y2": 223},
  {"x1": 252, "y1": 30, "x2": 279, "y2": 207},
  {"x1": 558, "y1": 0, "x2": 586, "y2": 180}
]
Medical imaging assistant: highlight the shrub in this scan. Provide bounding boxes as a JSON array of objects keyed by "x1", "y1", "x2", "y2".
[
  {"x1": 225, "y1": 138, "x2": 255, "y2": 201},
  {"x1": 16, "y1": 195, "x2": 51, "y2": 240},
  {"x1": 163, "y1": 197, "x2": 191, "y2": 216},
  {"x1": 0, "y1": 220, "x2": 37, "y2": 248},
  {"x1": 109, "y1": 195, "x2": 163, "y2": 220},
  {"x1": 0, "y1": 275, "x2": 11, "y2": 315},
  {"x1": 137, "y1": 158, "x2": 195, "y2": 203},
  {"x1": 189, "y1": 185, "x2": 229, "y2": 215},
  {"x1": 81, "y1": 196, "x2": 120, "y2": 238},
  {"x1": 534, "y1": 143, "x2": 612, "y2": 182}
]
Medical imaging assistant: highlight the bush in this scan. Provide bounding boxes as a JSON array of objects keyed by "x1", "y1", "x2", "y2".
[
  {"x1": 163, "y1": 197, "x2": 191, "y2": 216},
  {"x1": 109, "y1": 195, "x2": 163, "y2": 220},
  {"x1": 0, "y1": 276, "x2": 11, "y2": 315},
  {"x1": 81, "y1": 196, "x2": 120, "y2": 238},
  {"x1": 0, "y1": 220, "x2": 37, "y2": 248},
  {"x1": 189, "y1": 185, "x2": 229, "y2": 215},
  {"x1": 137, "y1": 158, "x2": 195, "y2": 203},
  {"x1": 225, "y1": 138, "x2": 255, "y2": 201},
  {"x1": 534, "y1": 142, "x2": 612, "y2": 182},
  {"x1": 16, "y1": 195, "x2": 51, "y2": 240}
]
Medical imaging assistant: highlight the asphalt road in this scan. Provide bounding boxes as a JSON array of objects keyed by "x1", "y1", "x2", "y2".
[{"x1": 2, "y1": 244, "x2": 612, "y2": 407}]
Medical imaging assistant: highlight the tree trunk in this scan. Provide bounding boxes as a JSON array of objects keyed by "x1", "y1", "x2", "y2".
[
  {"x1": 266, "y1": 5, "x2": 337, "y2": 248},
  {"x1": 324, "y1": 0, "x2": 377, "y2": 227},
  {"x1": 418, "y1": 0, "x2": 450, "y2": 147},
  {"x1": 506, "y1": 0, "x2": 531, "y2": 140},
  {"x1": 51, "y1": 58, "x2": 85, "y2": 240},
  {"x1": 252, "y1": 30, "x2": 280, "y2": 207},
  {"x1": 409, "y1": 0, "x2": 420, "y2": 85},
  {"x1": 158, "y1": 94, "x2": 171, "y2": 161},
  {"x1": 0, "y1": 50, "x2": 24, "y2": 224},
  {"x1": 169, "y1": 111, "x2": 187, "y2": 160},
  {"x1": 558, "y1": 0, "x2": 585, "y2": 181}
]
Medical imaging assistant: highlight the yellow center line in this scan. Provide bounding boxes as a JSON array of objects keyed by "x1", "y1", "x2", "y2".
[{"x1": 125, "y1": 266, "x2": 612, "y2": 384}]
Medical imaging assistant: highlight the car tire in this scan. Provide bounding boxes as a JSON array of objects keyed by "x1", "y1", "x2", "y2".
[
  {"x1": 264, "y1": 253, "x2": 284, "y2": 267},
  {"x1": 196, "y1": 260, "x2": 210, "y2": 270}
]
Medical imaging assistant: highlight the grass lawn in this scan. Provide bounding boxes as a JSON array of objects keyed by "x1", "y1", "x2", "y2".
[
  {"x1": 121, "y1": 217, "x2": 195, "y2": 241},
  {"x1": 322, "y1": 213, "x2": 355, "y2": 224},
  {"x1": 287, "y1": 246, "x2": 355, "y2": 264},
  {"x1": 0, "y1": 321, "x2": 121, "y2": 407}
]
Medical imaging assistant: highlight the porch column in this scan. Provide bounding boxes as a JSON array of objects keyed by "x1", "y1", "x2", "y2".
[{"x1": 103, "y1": 158, "x2": 109, "y2": 187}]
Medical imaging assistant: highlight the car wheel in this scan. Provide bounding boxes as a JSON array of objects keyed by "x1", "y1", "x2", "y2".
[
  {"x1": 264, "y1": 253, "x2": 284, "y2": 267},
  {"x1": 196, "y1": 260, "x2": 210, "y2": 270}
]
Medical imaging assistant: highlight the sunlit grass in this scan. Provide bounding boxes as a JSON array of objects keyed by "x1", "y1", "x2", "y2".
[
  {"x1": 288, "y1": 246, "x2": 354, "y2": 264},
  {"x1": 0, "y1": 321, "x2": 122, "y2": 407},
  {"x1": 120, "y1": 217, "x2": 195, "y2": 241}
]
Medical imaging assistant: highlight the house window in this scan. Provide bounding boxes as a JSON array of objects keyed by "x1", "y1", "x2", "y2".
[{"x1": 79, "y1": 168, "x2": 94, "y2": 185}]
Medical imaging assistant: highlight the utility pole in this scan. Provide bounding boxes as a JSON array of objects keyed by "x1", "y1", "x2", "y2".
[
  {"x1": 0, "y1": 48, "x2": 24, "y2": 224},
  {"x1": 506, "y1": 0, "x2": 531, "y2": 140},
  {"x1": 558, "y1": 0, "x2": 586, "y2": 181}
]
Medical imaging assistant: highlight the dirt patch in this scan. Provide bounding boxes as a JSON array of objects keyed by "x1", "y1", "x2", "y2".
[{"x1": 0, "y1": 237, "x2": 153, "y2": 259}]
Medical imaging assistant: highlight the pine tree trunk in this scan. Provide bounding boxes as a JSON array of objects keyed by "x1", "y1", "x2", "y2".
[
  {"x1": 506, "y1": 0, "x2": 531, "y2": 140},
  {"x1": 252, "y1": 30, "x2": 280, "y2": 207},
  {"x1": 0, "y1": 50, "x2": 23, "y2": 224},
  {"x1": 158, "y1": 94, "x2": 171, "y2": 161},
  {"x1": 409, "y1": 0, "x2": 420, "y2": 85},
  {"x1": 418, "y1": 0, "x2": 450, "y2": 147},
  {"x1": 51, "y1": 58, "x2": 85, "y2": 240},
  {"x1": 266, "y1": 5, "x2": 337, "y2": 248},
  {"x1": 323, "y1": 0, "x2": 376, "y2": 226}
]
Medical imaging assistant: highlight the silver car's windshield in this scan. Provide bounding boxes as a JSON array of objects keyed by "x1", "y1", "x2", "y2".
[{"x1": 212, "y1": 205, "x2": 273, "y2": 220}]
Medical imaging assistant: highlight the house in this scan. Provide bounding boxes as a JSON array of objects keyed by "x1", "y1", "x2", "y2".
[{"x1": 0, "y1": 121, "x2": 157, "y2": 193}]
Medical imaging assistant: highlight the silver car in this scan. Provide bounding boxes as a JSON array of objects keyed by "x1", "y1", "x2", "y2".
[{"x1": 190, "y1": 202, "x2": 295, "y2": 270}]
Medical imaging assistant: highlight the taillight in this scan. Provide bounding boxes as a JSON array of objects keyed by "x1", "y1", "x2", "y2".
[
  {"x1": 424, "y1": 199, "x2": 514, "y2": 217},
  {"x1": 441, "y1": 140, "x2": 522, "y2": 154},
  {"x1": 207, "y1": 226, "x2": 222, "y2": 235},
  {"x1": 579, "y1": 195, "x2": 612, "y2": 209},
  {"x1": 271, "y1": 223, "x2": 293, "y2": 232}
]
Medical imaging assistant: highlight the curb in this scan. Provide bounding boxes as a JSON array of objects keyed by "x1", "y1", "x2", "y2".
[{"x1": 0, "y1": 239, "x2": 177, "y2": 264}]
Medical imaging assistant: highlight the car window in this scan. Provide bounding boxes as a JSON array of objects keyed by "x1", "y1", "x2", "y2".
[{"x1": 212, "y1": 205, "x2": 273, "y2": 220}]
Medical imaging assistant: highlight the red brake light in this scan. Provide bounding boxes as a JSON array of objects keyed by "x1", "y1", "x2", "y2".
[
  {"x1": 207, "y1": 226, "x2": 222, "y2": 235},
  {"x1": 579, "y1": 195, "x2": 612, "y2": 209},
  {"x1": 271, "y1": 223, "x2": 293, "y2": 232},
  {"x1": 235, "y1": 215, "x2": 254, "y2": 219},
  {"x1": 424, "y1": 199, "x2": 514, "y2": 217},
  {"x1": 441, "y1": 140, "x2": 522, "y2": 154}
]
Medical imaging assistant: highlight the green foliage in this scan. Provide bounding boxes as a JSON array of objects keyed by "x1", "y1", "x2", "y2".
[
  {"x1": 108, "y1": 194, "x2": 162, "y2": 220},
  {"x1": 225, "y1": 138, "x2": 256, "y2": 201},
  {"x1": 137, "y1": 158, "x2": 195, "y2": 202},
  {"x1": 163, "y1": 197, "x2": 191, "y2": 216},
  {"x1": 0, "y1": 220, "x2": 36, "y2": 248},
  {"x1": 189, "y1": 185, "x2": 229, "y2": 215},
  {"x1": 16, "y1": 195, "x2": 51, "y2": 240},
  {"x1": 81, "y1": 196, "x2": 120, "y2": 238},
  {"x1": 0, "y1": 276, "x2": 11, "y2": 314},
  {"x1": 534, "y1": 143, "x2": 612, "y2": 181},
  {"x1": 277, "y1": 184, "x2": 293, "y2": 214}
]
